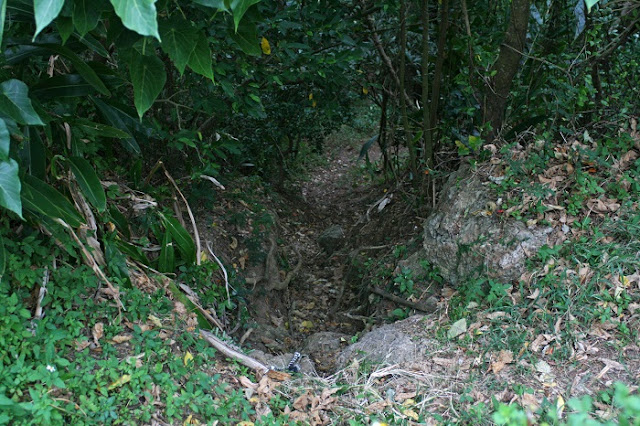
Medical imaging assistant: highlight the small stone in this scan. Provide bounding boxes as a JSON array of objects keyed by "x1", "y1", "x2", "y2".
[{"x1": 318, "y1": 225, "x2": 345, "y2": 254}]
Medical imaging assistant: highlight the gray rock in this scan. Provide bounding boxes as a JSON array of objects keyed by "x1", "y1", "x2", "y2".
[
  {"x1": 420, "y1": 165, "x2": 551, "y2": 285},
  {"x1": 337, "y1": 315, "x2": 437, "y2": 368},
  {"x1": 303, "y1": 331, "x2": 350, "y2": 373},
  {"x1": 318, "y1": 225, "x2": 345, "y2": 254}
]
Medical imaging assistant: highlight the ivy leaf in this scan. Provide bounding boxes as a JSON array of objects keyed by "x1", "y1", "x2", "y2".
[
  {"x1": 129, "y1": 50, "x2": 166, "y2": 119},
  {"x1": 159, "y1": 16, "x2": 198, "y2": 75},
  {"x1": 187, "y1": 34, "x2": 214, "y2": 81},
  {"x1": 229, "y1": 0, "x2": 260, "y2": 32},
  {"x1": 109, "y1": 0, "x2": 160, "y2": 40},
  {"x1": 68, "y1": 156, "x2": 107, "y2": 212},
  {"x1": 33, "y1": 0, "x2": 65, "y2": 40},
  {"x1": 0, "y1": 79, "x2": 44, "y2": 126},
  {"x1": 73, "y1": 0, "x2": 102, "y2": 36},
  {"x1": 21, "y1": 175, "x2": 84, "y2": 226},
  {"x1": 229, "y1": 20, "x2": 260, "y2": 56},
  {"x1": 0, "y1": 159, "x2": 22, "y2": 218}
]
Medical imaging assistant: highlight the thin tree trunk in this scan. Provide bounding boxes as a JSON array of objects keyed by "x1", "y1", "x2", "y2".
[
  {"x1": 399, "y1": 0, "x2": 416, "y2": 177},
  {"x1": 484, "y1": 0, "x2": 530, "y2": 140},
  {"x1": 430, "y1": 0, "x2": 450, "y2": 133},
  {"x1": 421, "y1": 0, "x2": 433, "y2": 170}
]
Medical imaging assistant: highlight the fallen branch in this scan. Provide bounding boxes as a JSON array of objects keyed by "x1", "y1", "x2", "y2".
[
  {"x1": 369, "y1": 286, "x2": 437, "y2": 313},
  {"x1": 200, "y1": 329, "x2": 269, "y2": 375}
]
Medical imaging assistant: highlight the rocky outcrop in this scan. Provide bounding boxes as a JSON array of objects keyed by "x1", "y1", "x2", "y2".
[{"x1": 419, "y1": 165, "x2": 552, "y2": 285}]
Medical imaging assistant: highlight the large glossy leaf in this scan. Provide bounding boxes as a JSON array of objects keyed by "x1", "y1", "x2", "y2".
[
  {"x1": 129, "y1": 50, "x2": 166, "y2": 119},
  {"x1": 229, "y1": 20, "x2": 260, "y2": 56},
  {"x1": 0, "y1": 0, "x2": 7, "y2": 47},
  {"x1": 68, "y1": 156, "x2": 106, "y2": 212},
  {"x1": 0, "y1": 79, "x2": 44, "y2": 125},
  {"x1": 32, "y1": 74, "x2": 94, "y2": 99},
  {"x1": 230, "y1": 0, "x2": 260, "y2": 32},
  {"x1": 21, "y1": 175, "x2": 84, "y2": 226},
  {"x1": 187, "y1": 33, "x2": 214, "y2": 81},
  {"x1": 0, "y1": 119, "x2": 8, "y2": 160},
  {"x1": 74, "y1": 33, "x2": 110, "y2": 57},
  {"x1": 159, "y1": 16, "x2": 198, "y2": 75},
  {"x1": 91, "y1": 97, "x2": 140, "y2": 154},
  {"x1": 159, "y1": 213, "x2": 195, "y2": 264},
  {"x1": 109, "y1": 0, "x2": 160, "y2": 40},
  {"x1": 0, "y1": 159, "x2": 22, "y2": 218},
  {"x1": 33, "y1": 0, "x2": 65, "y2": 40},
  {"x1": 72, "y1": 0, "x2": 102, "y2": 36},
  {"x1": 36, "y1": 44, "x2": 110, "y2": 95}
]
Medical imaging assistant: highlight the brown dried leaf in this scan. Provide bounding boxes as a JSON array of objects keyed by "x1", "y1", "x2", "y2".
[
  {"x1": 75, "y1": 340, "x2": 91, "y2": 351},
  {"x1": 491, "y1": 350, "x2": 514, "y2": 374},
  {"x1": 92, "y1": 322, "x2": 104, "y2": 345},
  {"x1": 111, "y1": 335, "x2": 133, "y2": 344}
]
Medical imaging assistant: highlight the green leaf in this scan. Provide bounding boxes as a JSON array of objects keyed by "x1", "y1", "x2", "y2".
[
  {"x1": 75, "y1": 119, "x2": 132, "y2": 139},
  {"x1": 56, "y1": 16, "x2": 74, "y2": 43},
  {"x1": 72, "y1": 0, "x2": 102, "y2": 36},
  {"x1": 109, "y1": 0, "x2": 160, "y2": 40},
  {"x1": 31, "y1": 74, "x2": 94, "y2": 99},
  {"x1": 0, "y1": 236, "x2": 5, "y2": 277},
  {"x1": 33, "y1": 0, "x2": 65, "y2": 40},
  {"x1": 229, "y1": 0, "x2": 260, "y2": 32},
  {"x1": 35, "y1": 44, "x2": 110, "y2": 95},
  {"x1": 192, "y1": 0, "x2": 228, "y2": 11},
  {"x1": 228, "y1": 20, "x2": 260, "y2": 56},
  {"x1": 108, "y1": 205, "x2": 130, "y2": 239},
  {"x1": 27, "y1": 128, "x2": 46, "y2": 180},
  {"x1": 0, "y1": 119, "x2": 8, "y2": 160},
  {"x1": 21, "y1": 175, "x2": 84, "y2": 226},
  {"x1": 0, "y1": 0, "x2": 7, "y2": 47},
  {"x1": 129, "y1": 50, "x2": 166, "y2": 119},
  {"x1": 0, "y1": 158, "x2": 22, "y2": 218},
  {"x1": 585, "y1": 0, "x2": 599, "y2": 12},
  {"x1": 187, "y1": 33, "x2": 214, "y2": 81},
  {"x1": 0, "y1": 80, "x2": 44, "y2": 126},
  {"x1": 159, "y1": 16, "x2": 198, "y2": 75},
  {"x1": 67, "y1": 156, "x2": 106, "y2": 212},
  {"x1": 159, "y1": 213, "x2": 195, "y2": 264},
  {"x1": 158, "y1": 231, "x2": 174, "y2": 272},
  {"x1": 91, "y1": 97, "x2": 140, "y2": 154}
]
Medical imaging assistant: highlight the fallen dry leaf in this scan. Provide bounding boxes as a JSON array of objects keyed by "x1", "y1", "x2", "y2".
[
  {"x1": 491, "y1": 350, "x2": 514, "y2": 374},
  {"x1": 92, "y1": 322, "x2": 104, "y2": 346}
]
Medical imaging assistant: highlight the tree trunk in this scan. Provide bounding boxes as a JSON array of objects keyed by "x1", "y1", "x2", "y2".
[
  {"x1": 399, "y1": 0, "x2": 416, "y2": 177},
  {"x1": 421, "y1": 0, "x2": 433, "y2": 170},
  {"x1": 484, "y1": 0, "x2": 530, "y2": 140}
]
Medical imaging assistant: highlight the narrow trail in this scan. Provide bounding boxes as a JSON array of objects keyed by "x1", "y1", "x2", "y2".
[{"x1": 238, "y1": 134, "x2": 424, "y2": 372}]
